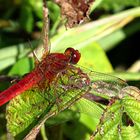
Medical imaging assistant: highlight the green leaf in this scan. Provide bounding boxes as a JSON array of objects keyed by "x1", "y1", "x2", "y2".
[
  {"x1": 32, "y1": 0, "x2": 43, "y2": 19},
  {"x1": 8, "y1": 57, "x2": 34, "y2": 76},
  {"x1": 79, "y1": 114, "x2": 99, "y2": 140},
  {"x1": 72, "y1": 98, "x2": 103, "y2": 119},
  {"x1": 79, "y1": 43, "x2": 113, "y2": 72},
  {"x1": 6, "y1": 67, "x2": 91, "y2": 139},
  {"x1": 0, "y1": 40, "x2": 38, "y2": 71},
  {"x1": 71, "y1": 98, "x2": 104, "y2": 140},
  {"x1": 51, "y1": 7, "x2": 140, "y2": 53},
  {"x1": 99, "y1": 0, "x2": 140, "y2": 11},
  {"x1": 45, "y1": 109, "x2": 80, "y2": 126},
  {"x1": 1, "y1": 7, "x2": 140, "y2": 72},
  {"x1": 6, "y1": 90, "x2": 49, "y2": 138},
  {"x1": 112, "y1": 72, "x2": 140, "y2": 81},
  {"x1": 98, "y1": 20, "x2": 140, "y2": 51},
  {"x1": 19, "y1": 5, "x2": 34, "y2": 33},
  {"x1": 93, "y1": 96, "x2": 140, "y2": 140}
]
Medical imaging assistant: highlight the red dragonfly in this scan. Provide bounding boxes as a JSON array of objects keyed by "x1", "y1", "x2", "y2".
[
  {"x1": 1, "y1": 47, "x2": 140, "y2": 107},
  {"x1": 0, "y1": 47, "x2": 88, "y2": 106}
]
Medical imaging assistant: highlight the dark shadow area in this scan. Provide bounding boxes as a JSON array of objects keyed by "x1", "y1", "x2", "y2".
[
  {"x1": 107, "y1": 18, "x2": 140, "y2": 70},
  {"x1": 122, "y1": 112, "x2": 134, "y2": 126}
]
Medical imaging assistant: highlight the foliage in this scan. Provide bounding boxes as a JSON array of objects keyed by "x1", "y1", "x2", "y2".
[
  {"x1": 93, "y1": 96, "x2": 140, "y2": 140},
  {"x1": 99, "y1": 0, "x2": 140, "y2": 11},
  {"x1": 0, "y1": 0, "x2": 140, "y2": 140}
]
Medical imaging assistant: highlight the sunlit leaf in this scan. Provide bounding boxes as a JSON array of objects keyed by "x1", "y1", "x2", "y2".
[
  {"x1": 6, "y1": 67, "x2": 90, "y2": 139},
  {"x1": 92, "y1": 96, "x2": 140, "y2": 140},
  {"x1": 99, "y1": 0, "x2": 140, "y2": 11},
  {"x1": 79, "y1": 43, "x2": 113, "y2": 72},
  {"x1": 8, "y1": 58, "x2": 34, "y2": 76}
]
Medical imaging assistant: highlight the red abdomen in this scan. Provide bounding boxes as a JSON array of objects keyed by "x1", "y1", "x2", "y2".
[
  {"x1": 0, "y1": 54, "x2": 69, "y2": 106},
  {"x1": 0, "y1": 71, "x2": 41, "y2": 106}
]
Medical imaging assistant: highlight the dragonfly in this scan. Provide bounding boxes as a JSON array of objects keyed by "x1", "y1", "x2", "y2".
[
  {"x1": 1, "y1": 43, "x2": 140, "y2": 107},
  {"x1": 0, "y1": 47, "x2": 85, "y2": 106}
]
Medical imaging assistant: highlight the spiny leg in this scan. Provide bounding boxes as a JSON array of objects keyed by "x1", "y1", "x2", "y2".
[
  {"x1": 28, "y1": 40, "x2": 40, "y2": 66},
  {"x1": 50, "y1": 73, "x2": 65, "y2": 112}
]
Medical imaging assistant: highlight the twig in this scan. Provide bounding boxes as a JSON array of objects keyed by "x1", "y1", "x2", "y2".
[
  {"x1": 24, "y1": 112, "x2": 56, "y2": 140},
  {"x1": 42, "y1": 0, "x2": 50, "y2": 58}
]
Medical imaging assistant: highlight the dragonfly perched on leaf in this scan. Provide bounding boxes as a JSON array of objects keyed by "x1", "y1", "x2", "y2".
[{"x1": 1, "y1": 0, "x2": 140, "y2": 139}]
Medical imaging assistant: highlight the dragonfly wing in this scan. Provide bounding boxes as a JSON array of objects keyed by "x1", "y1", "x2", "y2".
[
  {"x1": 120, "y1": 86, "x2": 140, "y2": 101},
  {"x1": 44, "y1": 67, "x2": 90, "y2": 111},
  {"x1": 86, "y1": 70, "x2": 128, "y2": 99}
]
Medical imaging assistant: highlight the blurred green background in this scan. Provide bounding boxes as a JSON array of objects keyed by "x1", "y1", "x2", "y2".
[{"x1": 0, "y1": 0, "x2": 140, "y2": 140}]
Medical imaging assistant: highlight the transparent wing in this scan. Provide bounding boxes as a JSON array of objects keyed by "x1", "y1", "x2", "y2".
[
  {"x1": 120, "y1": 86, "x2": 140, "y2": 101},
  {"x1": 83, "y1": 69, "x2": 128, "y2": 99}
]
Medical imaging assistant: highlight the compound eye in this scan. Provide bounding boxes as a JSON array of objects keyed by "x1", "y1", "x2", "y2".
[{"x1": 65, "y1": 48, "x2": 81, "y2": 64}]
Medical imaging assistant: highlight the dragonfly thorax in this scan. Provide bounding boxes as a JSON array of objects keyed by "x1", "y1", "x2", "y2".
[{"x1": 64, "y1": 48, "x2": 81, "y2": 64}]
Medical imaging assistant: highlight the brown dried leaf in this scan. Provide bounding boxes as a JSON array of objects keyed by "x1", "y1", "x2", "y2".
[{"x1": 55, "y1": 0, "x2": 94, "y2": 28}]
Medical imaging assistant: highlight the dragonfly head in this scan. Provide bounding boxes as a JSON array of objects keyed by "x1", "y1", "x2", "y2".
[{"x1": 64, "y1": 48, "x2": 81, "y2": 64}]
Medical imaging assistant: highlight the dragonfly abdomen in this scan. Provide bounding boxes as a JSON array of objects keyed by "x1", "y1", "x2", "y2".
[{"x1": 0, "y1": 71, "x2": 40, "y2": 106}]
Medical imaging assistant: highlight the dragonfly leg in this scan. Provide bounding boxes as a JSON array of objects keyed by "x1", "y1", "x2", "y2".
[
  {"x1": 28, "y1": 40, "x2": 40, "y2": 66},
  {"x1": 52, "y1": 73, "x2": 65, "y2": 112},
  {"x1": 34, "y1": 78, "x2": 53, "y2": 105}
]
